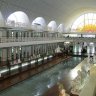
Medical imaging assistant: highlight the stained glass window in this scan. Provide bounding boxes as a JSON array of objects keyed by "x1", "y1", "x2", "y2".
[{"x1": 71, "y1": 13, "x2": 96, "y2": 32}]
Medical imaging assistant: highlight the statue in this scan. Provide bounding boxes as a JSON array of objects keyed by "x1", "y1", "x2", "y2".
[
  {"x1": 58, "y1": 82, "x2": 66, "y2": 96},
  {"x1": 59, "y1": 89, "x2": 66, "y2": 96},
  {"x1": 55, "y1": 45, "x2": 61, "y2": 53},
  {"x1": 58, "y1": 82, "x2": 69, "y2": 96}
]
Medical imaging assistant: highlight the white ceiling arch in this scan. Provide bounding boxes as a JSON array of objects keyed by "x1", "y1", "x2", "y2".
[{"x1": 0, "y1": 0, "x2": 96, "y2": 30}]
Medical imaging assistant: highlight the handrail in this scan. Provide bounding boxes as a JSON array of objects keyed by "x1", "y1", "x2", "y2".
[
  {"x1": 65, "y1": 37, "x2": 96, "y2": 42},
  {"x1": 0, "y1": 37, "x2": 64, "y2": 43}
]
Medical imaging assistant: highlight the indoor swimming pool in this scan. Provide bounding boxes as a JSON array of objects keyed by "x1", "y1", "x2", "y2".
[{"x1": 0, "y1": 57, "x2": 84, "y2": 96}]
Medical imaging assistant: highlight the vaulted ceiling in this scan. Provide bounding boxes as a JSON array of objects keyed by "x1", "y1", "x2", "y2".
[{"x1": 0, "y1": 0, "x2": 96, "y2": 29}]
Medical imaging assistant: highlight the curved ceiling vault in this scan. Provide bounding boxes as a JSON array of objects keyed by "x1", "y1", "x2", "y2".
[{"x1": 0, "y1": 0, "x2": 96, "y2": 30}]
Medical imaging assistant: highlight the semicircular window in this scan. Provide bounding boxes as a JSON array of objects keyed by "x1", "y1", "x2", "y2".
[
  {"x1": 7, "y1": 11, "x2": 30, "y2": 28},
  {"x1": 71, "y1": 13, "x2": 96, "y2": 32}
]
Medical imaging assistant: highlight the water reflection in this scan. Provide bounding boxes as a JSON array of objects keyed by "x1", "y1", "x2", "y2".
[{"x1": 33, "y1": 57, "x2": 83, "y2": 96}]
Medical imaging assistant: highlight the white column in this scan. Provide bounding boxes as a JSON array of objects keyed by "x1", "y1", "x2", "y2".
[
  {"x1": 2, "y1": 48, "x2": 7, "y2": 62},
  {"x1": 87, "y1": 43, "x2": 90, "y2": 54}
]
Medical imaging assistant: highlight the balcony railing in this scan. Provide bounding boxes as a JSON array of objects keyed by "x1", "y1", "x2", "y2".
[
  {"x1": 0, "y1": 37, "x2": 64, "y2": 43},
  {"x1": 64, "y1": 37, "x2": 96, "y2": 42}
]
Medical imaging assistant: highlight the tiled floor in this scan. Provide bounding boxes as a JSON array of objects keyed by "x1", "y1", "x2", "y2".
[{"x1": 0, "y1": 57, "x2": 83, "y2": 96}]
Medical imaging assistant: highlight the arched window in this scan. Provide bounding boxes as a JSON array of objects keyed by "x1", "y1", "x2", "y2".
[
  {"x1": 48, "y1": 21, "x2": 57, "y2": 32},
  {"x1": 32, "y1": 17, "x2": 46, "y2": 32},
  {"x1": 57, "y1": 24, "x2": 65, "y2": 33},
  {"x1": 71, "y1": 13, "x2": 96, "y2": 32},
  {"x1": 7, "y1": 11, "x2": 30, "y2": 28}
]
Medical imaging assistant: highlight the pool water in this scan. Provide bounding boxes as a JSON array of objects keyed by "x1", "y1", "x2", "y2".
[{"x1": 0, "y1": 57, "x2": 84, "y2": 96}]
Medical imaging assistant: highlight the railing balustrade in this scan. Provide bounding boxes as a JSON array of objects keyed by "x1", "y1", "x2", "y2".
[{"x1": 0, "y1": 36, "x2": 64, "y2": 43}]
